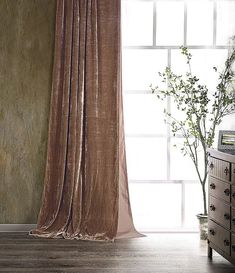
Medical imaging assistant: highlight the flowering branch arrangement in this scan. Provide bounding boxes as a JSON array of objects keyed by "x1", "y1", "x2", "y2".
[{"x1": 151, "y1": 42, "x2": 235, "y2": 215}]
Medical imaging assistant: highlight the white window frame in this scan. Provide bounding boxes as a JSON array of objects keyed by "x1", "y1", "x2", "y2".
[{"x1": 122, "y1": 0, "x2": 232, "y2": 231}]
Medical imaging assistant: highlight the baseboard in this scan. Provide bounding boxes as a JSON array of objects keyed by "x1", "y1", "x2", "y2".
[{"x1": 0, "y1": 224, "x2": 37, "y2": 232}]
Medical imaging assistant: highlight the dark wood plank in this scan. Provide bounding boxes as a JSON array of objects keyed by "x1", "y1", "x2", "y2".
[{"x1": 0, "y1": 232, "x2": 235, "y2": 272}]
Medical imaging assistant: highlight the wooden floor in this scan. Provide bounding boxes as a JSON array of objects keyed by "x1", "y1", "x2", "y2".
[{"x1": 0, "y1": 232, "x2": 235, "y2": 273}]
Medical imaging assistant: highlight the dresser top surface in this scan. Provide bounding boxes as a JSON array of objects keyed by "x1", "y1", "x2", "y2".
[{"x1": 208, "y1": 148, "x2": 235, "y2": 163}]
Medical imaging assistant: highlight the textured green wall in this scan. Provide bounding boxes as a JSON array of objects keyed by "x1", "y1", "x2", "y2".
[{"x1": 0, "y1": 0, "x2": 56, "y2": 223}]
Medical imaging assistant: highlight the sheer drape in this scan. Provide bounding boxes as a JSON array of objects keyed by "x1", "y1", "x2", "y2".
[{"x1": 30, "y1": 0, "x2": 141, "y2": 241}]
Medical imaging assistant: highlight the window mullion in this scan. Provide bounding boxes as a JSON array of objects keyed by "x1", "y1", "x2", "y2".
[
  {"x1": 213, "y1": 0, "x2": 217, "y2": 46},
  {"x1": 184, "y1": 0, "x2": 187, "y2": 46},
  {"x1": 153, "y1": 1, "x2": 157, "y2": 46}
]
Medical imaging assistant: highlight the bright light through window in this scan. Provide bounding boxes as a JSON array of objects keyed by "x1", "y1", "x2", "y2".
[{"x1": 122, "y1": 0, "x2": 235, "y2": 231}]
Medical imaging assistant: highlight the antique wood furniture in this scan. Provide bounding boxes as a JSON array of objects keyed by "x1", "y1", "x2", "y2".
[{"x1": 208, "y1": 148, "x2": 235, "y2": 264}]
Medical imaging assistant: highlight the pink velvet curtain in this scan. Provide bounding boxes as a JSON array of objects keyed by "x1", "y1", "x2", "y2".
[{"x1": 30, "y1": 0, "x2": 141, "y2": 241}]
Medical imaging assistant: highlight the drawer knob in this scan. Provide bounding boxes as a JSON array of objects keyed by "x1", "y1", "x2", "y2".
[
  {"x1": 209, "y1": 229, "x2": 215, "y2": 236},
  {"x1": 209, "y1": 162, "x2": 214, "y2": 169},
  {"x1": 210, "y1": 205, "x2": 216, "y2": 211},
  {"x1": 224, "y1": 239, "x2": 230, "y2": 246},
  {"x1": 224, "y1": 167, "x2": 229, "y2": 176},
  {"x1": 210, "y1": 183, "x2": 216, "y2": 190},
  {"x1": 224, "y1": 213, "x2": 230, "y2": 220},
  {"x1": 224, "y1": 188, "x2": 230, "y2": 196}
]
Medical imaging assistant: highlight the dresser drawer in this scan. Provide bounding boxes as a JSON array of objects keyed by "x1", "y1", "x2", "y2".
[
  {"x1": 231, "y1": 234, "x2": 235, "y2": 258},
  {"x1": 231, "y1": 186, "x2": 235, "y2": 207},
  {"x1": 231, "y1": 208, "x2": 235, "y2": 232},
  {"x1": 209, "y1": 176, "x2": 231, "y2": 203},
  {"x1": 209, "y1": 195, "x2": 231, "y2": 229},
  {"x1": 232, "y1": 164, "x2": 235, "y2": 185},
  {"x1": 209, "y1": 157, "x2": 231, "y2": 182},
  {"x1": 208, "y1": 219, "x2": 230, "y2": 255}
]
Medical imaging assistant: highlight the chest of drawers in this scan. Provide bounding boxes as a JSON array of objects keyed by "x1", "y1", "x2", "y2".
[{"x1": 207, "y1": 149, "x2": 235, "y2": 264}]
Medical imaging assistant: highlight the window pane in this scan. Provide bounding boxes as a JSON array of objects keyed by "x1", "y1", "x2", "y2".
[
  {"x1": 170, "y1": 138, "x2": 203, "y2": 180},
  {"x1": 123, "y1": 49, "x2": 167, "y2": 91},
  {"x1": 187, "y1": 1, "x2": 213, "y2": 45},
  {"x1": 217, "y1": 1, "x2": 235, "y2": 45},
  {"x1": 184, "y1": 183, "x2": 204, "y2": 228},
  {"x1": 122, "y1": 1, "x2": 153, "y2": 46},
  {"x1": 129, "y1": 183, "x2": 182, "y2": 230},
  {"x1": 156, "y1": 1, "x2": 184, "y2": 45},
  {"x1": 219, "y1": 113, "x2": 235, "y2": 132},
  {"x1": 171, "y1": 49, "x2": 228, "y2": 92},
  {"x1": 123, "y1": 94, "x2": 167, "y2": 135},
  {"x1": 126, "y1": 137, "x2": 167, "y2": 180}
]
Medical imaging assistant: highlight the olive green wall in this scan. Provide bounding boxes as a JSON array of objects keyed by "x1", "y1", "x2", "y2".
[{"x1": 0, "y1": 0, "x2": 56, "y2": 223}]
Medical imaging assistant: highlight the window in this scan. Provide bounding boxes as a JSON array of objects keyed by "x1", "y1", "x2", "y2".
[{"x1": 122, "y1": 0, "x2": 235, "y2": 231}]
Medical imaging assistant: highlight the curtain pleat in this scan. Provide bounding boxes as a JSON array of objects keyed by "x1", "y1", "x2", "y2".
[{"x1": 30, "y1": 0, "x2": 142, "y2": 241}]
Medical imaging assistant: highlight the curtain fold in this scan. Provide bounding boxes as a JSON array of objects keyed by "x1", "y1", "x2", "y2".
[{"x1": 30, "y1": 0, "x2": 142, "y2": 241}]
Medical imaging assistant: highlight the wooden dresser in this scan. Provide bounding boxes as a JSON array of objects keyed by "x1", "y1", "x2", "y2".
[{"x1": 208, "y1": 148, "x2": 235, "y2": 264}]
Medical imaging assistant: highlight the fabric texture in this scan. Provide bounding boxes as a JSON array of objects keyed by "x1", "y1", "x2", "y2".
[{"x1": 30, "y1": 0, "x2": 142, "y2": 241}]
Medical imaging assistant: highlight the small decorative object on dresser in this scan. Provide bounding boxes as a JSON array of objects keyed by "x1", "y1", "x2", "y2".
[
  {"x1": 218, "y1": 130, "x2": 235, "y2": 154},
  {"x1": 208, "y1": 148, "x2": 235, "y2": 264}
]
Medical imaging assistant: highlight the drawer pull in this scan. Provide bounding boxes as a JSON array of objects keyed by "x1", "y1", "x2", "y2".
[
  {"x1": 232, "y1": 245, "x2": 235, "y2": 252},
  {"x1": 209, "y1": 162, "x2": 214, "y2": 169},
  {"x1": 232, "y1": 218, "x2": 235, "y2": 225},
  {"x1": 224, "y1": 213, "x2": 230, "y2": 220},
  {"x1": 210, "y1": 183, "x2": 216, "y2": 190},
  {"x1": 209, "y1": 229, "x2": 215, "y2": 236},
  {"x1": 224, "y1": 188, "x2": 230, "y2": 196},
  {"x1": 232, "y1": 192, "x2": 235, "y2": 199},
  {"x1": 210, "y1": 205, "x2": 216, "y2": 211},
  {"x1": 224, "y1": 239, "x2": 230, "y2": 246},
  {"x1": 224, "y1": 167, "x2": 229, "y2": 176},
  {"x1": 234, "y1": 169, "x2": 235, "y2": 174}
]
